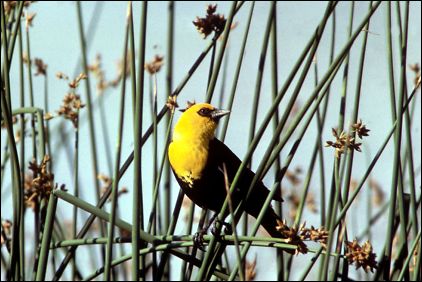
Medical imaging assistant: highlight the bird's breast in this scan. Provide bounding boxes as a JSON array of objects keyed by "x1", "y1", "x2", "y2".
[{"x1": 168, "y1": 140, "x2": 209, "y2": 188}]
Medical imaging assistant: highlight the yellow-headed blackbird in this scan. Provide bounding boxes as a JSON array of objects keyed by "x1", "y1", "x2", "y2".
[{"x1": 168, "y1": 103, "x2": 283, "y2": 238}]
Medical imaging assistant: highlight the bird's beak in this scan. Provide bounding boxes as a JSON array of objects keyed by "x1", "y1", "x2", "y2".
[{"x1": 211, "y1": 109, "x2": 230, "y2": 121}]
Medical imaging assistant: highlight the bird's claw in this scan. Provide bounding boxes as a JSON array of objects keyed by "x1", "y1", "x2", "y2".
[
  {"x1": 193, "y1": 231, "x2": 207, "y2": 251},
  {"x1": 211, "y1": 219, "x2": 233, "y2": 236}
]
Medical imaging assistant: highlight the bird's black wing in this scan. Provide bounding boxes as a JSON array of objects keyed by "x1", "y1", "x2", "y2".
[{"x1": 208, "y1": 138, "x2": 283, "y2": 205}]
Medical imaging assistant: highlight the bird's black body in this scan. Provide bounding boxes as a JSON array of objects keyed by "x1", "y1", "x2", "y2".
[{"x1": 171, "y1": 138, "x2": 283, "y2": 237}]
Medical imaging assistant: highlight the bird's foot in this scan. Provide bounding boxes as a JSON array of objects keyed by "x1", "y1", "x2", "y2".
[
  {"x1": 193, "y1": 229, "x2": 207, "y2": 251},
  {"x1": 211, "y1": 219, "x2": 233, "y2": 237}
]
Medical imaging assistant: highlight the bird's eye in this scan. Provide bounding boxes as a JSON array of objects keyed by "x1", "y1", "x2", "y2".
[{"x1": 198, "y1": 108, "x2": 212, "y2": 117}]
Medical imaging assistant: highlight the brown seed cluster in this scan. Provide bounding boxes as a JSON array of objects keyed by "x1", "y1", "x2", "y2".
[
  {"x1": 57, "y1": 92, "x2": 85, "y2": 128},
  {"x1": 276, "y1": 220, "x2": 329, "y2": 255},
  {"x1": 53, "y1": 72, "x2": 86, "y2": 127},
  {"x1": 166, "y1": 95, "x2": 179, "y2": 112},
  {"x1": 34, "y1": 58, "x2": 47, "y2": 76},
  {"x1": 24, "y1": 155, "x2": 54, "y2": 210},
  {"x1": 193, "y1": 4, "x2": 227, "y2": 39},
  {"x1": 68, "y1": 73, "x2": 88, "y2": 89},
  {"x1": 145, "y1": 55, "x2": 164, "y2": 75},
  {"x1": 325, "y1": 125, "x2": 367, "y2": 159},
  {"x1": 351, "y1": 119, "x2": 370, "y2": 139},
  {"x1": 345, "y1": 239, "x2": 377, "y2": 273}
]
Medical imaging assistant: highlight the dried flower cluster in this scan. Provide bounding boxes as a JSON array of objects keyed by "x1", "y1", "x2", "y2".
[
  {"x1": 1, "y1": 115, "x2": 18, "y2": 129},
  {"x1": 24, "y1": 155, "x2": 54, "y2": 210},
  {"x1": 345, "y1": 239, "x2": 377, "y2": 273},
  {"x1": 369, "y1": 179, "x2": 385, "y2": 206},
  {"x1": 68, "y1": 73, "x2": 88, "y2": 89},
  {"x1": 98, "y1": 174, "x2": 128, "y2": 201},
  {"x1": 180, "y1": 100, "x2": 196, "y2": 112},
  {"x1": 57, "y1": 92, "x2": 85, "y2": 128},
  {"x1": 245, "y1": 257, "x2": 257, "y2": 281},
  {"x1": 87, "y1": 54, "x2": 130, "y2": 95},
  {"x1": 25, "y1": 12, "x2": 36, "y2": 29},
  {"x1": 193, "y1": 4, "x2": 226, "y2": 39},
  {"x1": 325, "y1": 124, "x2": 368, "y2": 159},
  {"x1": 145, "y1": 55, "x2": 164, "y2": 74},
  {"x1": 409, "y1": 63, "x2": 421, "y2": 87},
  {"x1": 351, "y1": 119, "x2": 370, "y2": 139},
  {"x1": 285, "y1": 167, "x2": 302, "y2": 186},
  {"x1": 1, "y1": 220, "x2": 12, "y2": 247},
  {"x1": 34, "y1": 58, "x2": 47, "y2": 76},
  {"x1": 88, "y1": 54, "x2": 107, "y2": 94},
  {"x1": 4, "y1": 1, "x2": 33, "y2": 15},
  {"x1": 276, "y1": 220, "x2": 329, "y2": 254},
  {"x1": 111, "y1": 52, "x2": 132, "y2": 87},
  {"x1": 166, "y1": 95, "x2": 179, "y2": 112},
  {"x1": 56, "y1": 72, "x2": 69, "y2": 80}
]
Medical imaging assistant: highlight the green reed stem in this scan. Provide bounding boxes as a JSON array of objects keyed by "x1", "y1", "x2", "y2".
[
  {"x1": 269, "y1": 3, "x2": 284, "y2": 280},
  {"x1": 35, "y1": 193, "x2": 58, "y2": 281},
  {"x1": 205, "y1": 1, "x2": 238, "y2": 103},
  {"x1": 132, "y1": 1, "x2": 148, "y2": 280},
  {"x1": 104, "y1": 8, "x2": 130, "y2": 280},
  {"x1": 163, "y1": 3, "x2": 174, "y2": 278},
  {"x1": 1, "y1": 10, "x2": 23, "y2": 276},
  {"x1": 220, "y1": 1, "x2": 255, "y2": 141},
  {"x1": 75, "y1": 4, "x2": 105, "y2": 263},
  {"x1": 384, "y1": 2, "x2": 409, "y2": 279}
]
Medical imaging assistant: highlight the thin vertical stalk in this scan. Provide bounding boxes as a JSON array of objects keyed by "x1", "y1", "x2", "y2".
[
  {"x1": 75, "y1": 1, "x2": 105, "y2": 251},
  {"x1": 248, "y1": 1, "x2": 275, "y2": 164},
  {"x1": 180, "y1": 204, "x2": 195, "y2": 280},
  {"x1": 397, "y1": 231, "x2": 421, "y2": 281},
  {"x1": 1, "y1": 1, "x2": 23, "y2": 71},
  {"x1": 24, "y1": 13, "x2": 37, "y2": 161},
  {"x1": 35, "y1": 193, "x2": 58, "y2": 281},
  {"x1": 269, "y1": 3, "x2": 284, "y2": 280},
  {"x1": 384, "y1": 2, "x2": 409, "y2": 280},
  {"x1": 163, "y1": 2, "x2": 174, "y2": 279},
  {"x1": 318, "y1": 10, "x2": 336, "y2": 229},
  {"x1": 104, "y1": 8, "x2": 130, "y2": 279},
  {"x1": 319, "y1": 3, "x2": 354, "y2": 279},
  {"x1": 205, "y1": 1, "x2": 238, "y2": 103},
  {"x1": 332, "y1": 2, "x2": 372, "y2": 281},
  {"x1": 1, "y1": 2, "x2": 22, "y2": 279},
  {"x1": 18, "y1": 19, "x2": 26, "y2": 281},
  {"x1": 149, "y1": 73, "x2": 159, "y2": 280},
  {"x1": 71, "y1": 113, "x2": 80, "y2": 281},
  {"x1": 133, "y1": 1, "x2": 147, "y2": 280},
  {"x1": 220, "y1": 1, "x2": 255, "y2": 141}
]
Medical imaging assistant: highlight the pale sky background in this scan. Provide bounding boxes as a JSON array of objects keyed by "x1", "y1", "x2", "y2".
[{"x1": 1, "y1": 1, "x2": 421, "y2": 280}]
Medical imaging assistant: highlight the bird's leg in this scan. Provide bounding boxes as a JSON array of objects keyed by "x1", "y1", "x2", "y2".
[{"x1": 193, "y1": 212, "x2": 218, "y2": 251}]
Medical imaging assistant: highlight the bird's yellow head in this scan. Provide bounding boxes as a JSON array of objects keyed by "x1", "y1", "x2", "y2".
[{"x1": 172, "y1": 103, "x2": 230, "y2": 142}]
